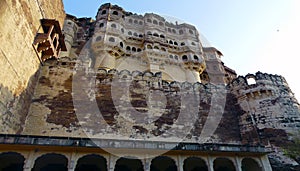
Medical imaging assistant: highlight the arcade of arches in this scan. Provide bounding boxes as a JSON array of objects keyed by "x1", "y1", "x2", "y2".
[{"x1": 0, "y1": 150, "x2": 271, "y2": 171}]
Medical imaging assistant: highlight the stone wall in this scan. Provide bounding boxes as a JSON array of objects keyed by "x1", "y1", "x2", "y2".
[
  {"x1": 22, "y1": 57, "x2": 242, "y2": 145},
  {"x1": 0, "y1": 0, "x2": 65, "y2": 133}
]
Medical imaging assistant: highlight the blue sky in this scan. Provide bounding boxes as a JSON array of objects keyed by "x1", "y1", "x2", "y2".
[{"x1": 63, "y1": 0, "x2": 300, "y2": 100}]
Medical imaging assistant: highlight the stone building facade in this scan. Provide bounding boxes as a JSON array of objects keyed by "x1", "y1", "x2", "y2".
[{"x1": 0, "y1": 1, "x2": 300, "y2": 171}]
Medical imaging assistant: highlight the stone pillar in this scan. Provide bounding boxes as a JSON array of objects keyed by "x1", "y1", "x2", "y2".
[
  {"x1": 23, "y1": 151, "x2": 35, "y2": 171},
  {"x1": 143, "y1": 158, "x2": 151, "y2": 171},
  {"x1": 177, "y1": 155, "x2": 184, "y2": 171},
  {"x1": 68, "y1": 152, "x2": 77, "y2": 171},
  {"x1": 207, "y1": 156, "x2": 214, "y2": 171},
  {"x1": 234, "y1": 156, "x2": 242, "y2": 171},
  {"x1": 108, "y1": 154, "x2": 117, "y2": 171},
  {"x1": 260, "y1": 155, "x2": 273, "y2": 171}
]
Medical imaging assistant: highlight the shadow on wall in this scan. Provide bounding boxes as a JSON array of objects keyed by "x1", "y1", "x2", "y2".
[{"x1": 0, "y1": 68, "x2": 40, "y2": 134}]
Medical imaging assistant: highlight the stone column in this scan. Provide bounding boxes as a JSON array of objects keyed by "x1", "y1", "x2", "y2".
[
  {"x1": 68, "y1": 152, "x2": 77, "y2": 171},
  {"x1": 260, "y1": 155, "x2": 273, "y2": 171},
  {"x1": 23, "y1": 151, "x2": 35, "y2": 171},
  {"x1": 234, "y1": 156, "x2": 242, "y2": 171},
  {"x1": 207, "y1": 156, "x2": 214, "y2": 171},
  {"x1": 177, "y1": 155, "x2": 184, "y2": 171},
  {"x1": 143, "y1": 158, "x2": 151, "y2": 171},
  {"x1": 108, "y1": 154, "x2": 117, "y2": 171}
]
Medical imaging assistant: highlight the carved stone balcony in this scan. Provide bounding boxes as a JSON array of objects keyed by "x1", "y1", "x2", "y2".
[{"x1": 33, "y1": 19, "x2": 67, "y2": 62}]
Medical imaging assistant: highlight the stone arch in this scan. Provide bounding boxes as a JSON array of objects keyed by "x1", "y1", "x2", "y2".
[
  {"x1": 114, "y1": 157, "x2": 144, "y2": 171},
  {"x1": 112, "y1": 11, "x2": 119, "y2": 15},
  {"x1": 0, "y1": 152, "x2": 25, "y2": 171},
  {"x1": 150, "y1": 156, "x2": 177, "y2": 171},
  {"x1": 194, "y1": 55, "x2": 199, "y2": 61},
  {"x1": 182, "y1": 55, "x2": 188, "y2": 61},
  {"x1": 32, "y1": 153, "x2": 68, "y2": 171},
  {"x1": 75, "y1": 154, "x2": 107, "y2": 171},
  {"x1": 132, "y1": 47, "x2": 137, "y2": 52},
  {"x1": 189, "y1": 29, "x2": 194, "y2": 34},
  {"x1": 241, "y1": 158, "x2": 262, "y2": 171},
  {"x1": 101, "y1": 10, "x2": 107, "y2": 15},
  {"x1": 109, "y1": 37, "x2": 115, "y2": 42},
  {"x1": 153, "y1": 20, "x2": 158, "y2": 25},
  {"x1": 213, "y1": 158, "x2": 236, "y2": 171},
  {"x1": 183, "y1": 157, "x2": 208, "y2": 171},
  {"x1": 146, "y1": 44, "x2": 153, "y2": 49}
]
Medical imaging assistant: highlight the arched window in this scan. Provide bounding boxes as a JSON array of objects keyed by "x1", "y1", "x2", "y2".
[
  {"x1": 134, "y1": 20, "x2": 138, "y2": 24},
  {"x1": 126, "y1": 46, "x2": 131, "y2": 51},
  {"x1": 181, "y1": 42, "x2": 185, "y2": 46},
  {"x1": 154, "y1": 46, "x2": 159, "y2": 50},
  {"x1": 0, "y1": 152, "x2": 25, "y2": 171},
  {"x1": 213, "y1": 158, "x2": 236, "y2": 171},
  {"x1": 153, "y1": 20, "x2": 158, "y2": 25},
  {"x1": 120, "y1": 42, "x2": 123, "y2": 48},
  {"x1": 112, "y1": 11, "x2": 118, "y2": 15},
  {"x1": 172, "y1": 29, "x2": 176, "y2": 34},
  {"x1": 96, "y1": 36, "x2": 102, "y2": 41},
  {"x1": 174, "y1": 42, "x2": 178, "y2": 46},
  {"x1": 182, "y1": 55, "x2": 188, "y2": 61},
  {"x1": 191, "y1": 42, "x2": 196, "y2": 46},
  {"x1": 75, "y1": 154, "x2": 107, "y2": 171},
  {"x1": 184, "y1": 157, "x2": 208, "y2": 171},
  {"x1": 139, "y1": 34, "x2": 143, "y2": 38},
  {"x1": 169, "y1": 55, "x2": 174, "y2": 59},
  {"x1": 159, "y1": 21, "x2": 164, "y2": 26},
  {"x1": 139, "y1": 21, "x2": 143, "y2": 25},
  {"x1": 99, "y1": 23, "x2": 104, "y2": 28},
  {"x1": 129, "y1": 19, "x2": 133, "y2": 23},
  {"x1": 151, "y1": 156, "x2": 177, "y2": 171},
  {"x1": 137, "y1": 48, "x2": 142, "y2": 52},
  {"x1": 179, "y1": 30, "x2": 184, "y2": 34},
  {"x1": 174, "y1": 55, "x2": 178, "y2": 60},
  {"x1": 121, "y1": 28, "x2": 124, "y2": 33},
  {"x1": 115, "y1": 158, "x2": 143, "y2": 171},
  {"x1": 132, "y1": 47, "x2": 136, "y2": 52},
  {"x1": 194, "y1": 55, "x2": 199, "y2": 61},
  {"x1": 101, "y1": 10, "x2": 107, "y2": 15},
  {"x1": 147, "y1": 19, "x2": 152, "y2": 23},
  {"x1": 169, "y1": 40, "x2": 173, "y2": 44},
  {"x1": 32, "y1": 153, "x2": 68, "y2": 171},
  {"x1": 189, "y1": 29, "x2": 194, "y2": 34},
  {"x1": 147, "y1": 31, "x2": 152, "y2": 35},
  {"x1": 153, "y1": 33, "x2": 159, "y2": 37},
  {"x1": 161, "y1": 47, "x2": 166, "y2": 51},
  {"x1": 111, "y1": 24, "x2": 116, "y2": 28},
  {"x1": 168, "y1": 28, "x2": 172, "y2": 32},
  {"x1": 128, "y1": 31, "x2": 132, "y2": 35},
  {"x1": 160, "y1": 34, "x2": 165, "y2": 38},
  {"x1": 133, "y1": 32, "x2": 138, "y2": 37},
  {"x1": 109, "y1": 37, "x2": 115, "y2": 42},
  {"x1": 241, "y1": 158, "x2": 262, "y2": 171},
  {"x1": 147, "y1": 45, "x2": 152, "y2": 49}
]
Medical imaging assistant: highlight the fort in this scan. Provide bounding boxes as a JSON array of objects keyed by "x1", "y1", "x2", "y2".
[{"x1": 0, "y1": 1, "x2": 299, "y2": 171}]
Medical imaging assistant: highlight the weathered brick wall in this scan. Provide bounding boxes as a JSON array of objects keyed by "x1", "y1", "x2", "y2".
[{"x1": 0, "y1": 0, "x2": 65, "y2": 133}]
